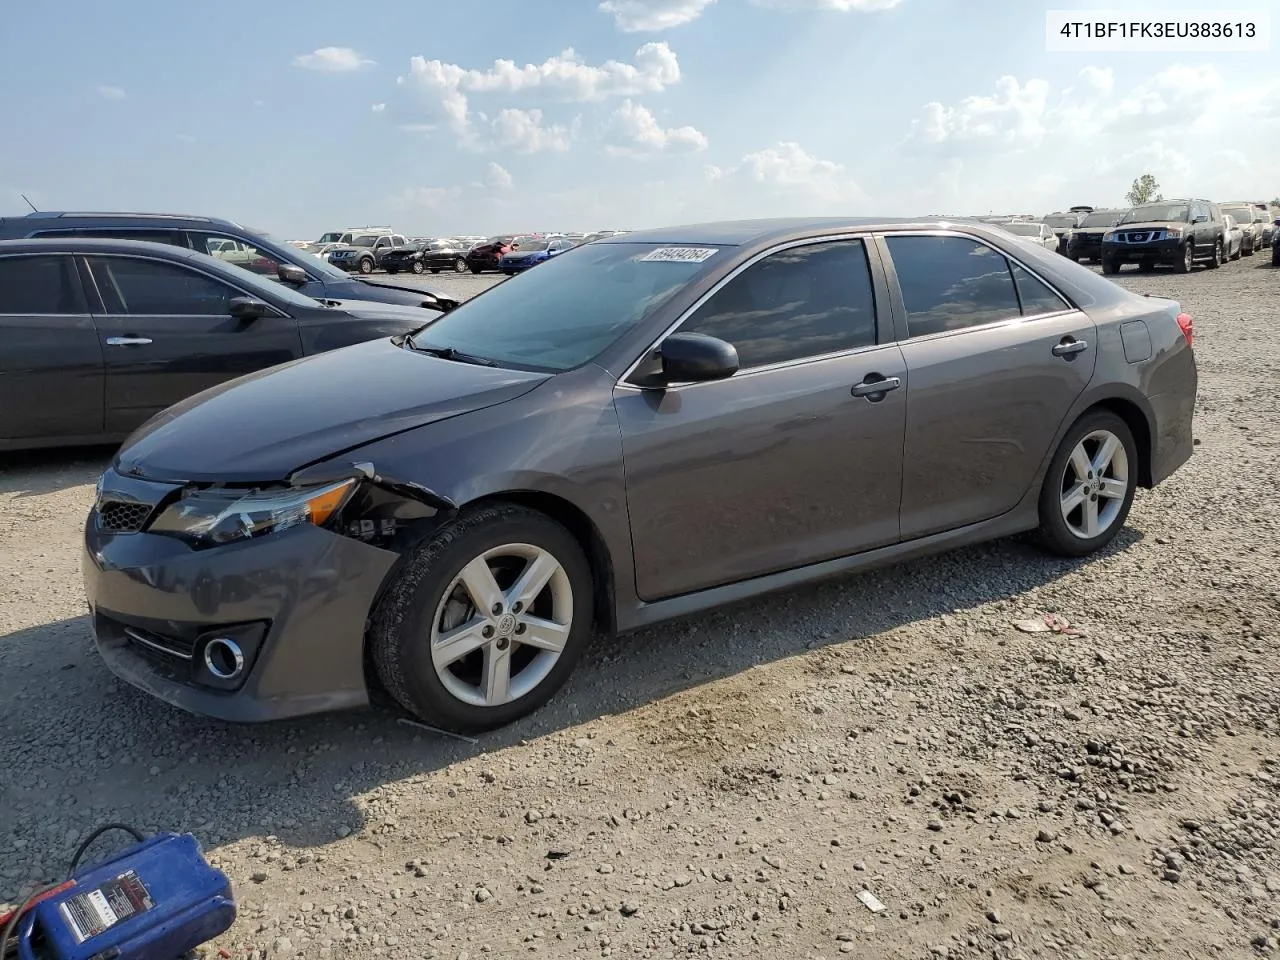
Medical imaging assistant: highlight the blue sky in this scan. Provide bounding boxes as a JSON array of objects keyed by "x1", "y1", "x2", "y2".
[{"x1": 2, "y1": 0, "x2": 1276, "y2": 239}]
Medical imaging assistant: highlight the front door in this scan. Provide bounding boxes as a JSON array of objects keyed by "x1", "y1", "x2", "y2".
[
  {"x1": 0, "y1": 253, "x2": 104, "y2": 443},
  {"x1": 613, "y1": 237, "x2": 908, "y2": 601},
  {"x1": 881, "y1": 233, "x2": 1097, "y2": 540},
  {"x1": 82, "y1": 254, "x2": 304, "y2": 434}
]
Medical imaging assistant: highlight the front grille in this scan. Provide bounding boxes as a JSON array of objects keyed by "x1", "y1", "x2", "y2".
[
  {"x1": 98, "y1": 499, "x2": 154, "y2": 533},
  {"x1": 1123, "y1": 231, "x2": 1152, "y2": 243}
]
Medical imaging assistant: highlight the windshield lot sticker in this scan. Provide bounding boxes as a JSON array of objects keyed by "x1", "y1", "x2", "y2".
[{"x1": 640, "y1": 247, "x2": 719, "y2": 263}]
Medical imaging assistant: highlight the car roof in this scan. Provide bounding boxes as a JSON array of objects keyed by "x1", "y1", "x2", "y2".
[
  {"x1": 3, "y1": 210, "x2": 243, "y2": 228},
  {"x1": 0, "y1": 237, "x2": 270, "y2": 285},
  {"x1": 593, "y1": 216, "x2": 1049, "y2": 247}
]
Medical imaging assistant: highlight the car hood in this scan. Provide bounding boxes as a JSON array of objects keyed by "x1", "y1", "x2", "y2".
[
  {"x1": 114, "y1": 338, "x2": 550, "y2": 484},
  {"x1": 334, "y1": 277, "x2": 459, "y2": 310},
  {"x1": 319, "y1": 300, "x2": 438, "y2": 324},
  {"x1": 1112, "y1": 219, "x2": 1185, "y2": 231}
]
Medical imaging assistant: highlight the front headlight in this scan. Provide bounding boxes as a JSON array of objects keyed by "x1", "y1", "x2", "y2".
[
  {"x1": 1102, "y1": 231, "x2": 1116, "y2": 241},
  {"x1": 1164, "y1": 226, "x2": 1183, "y2": 237},
  {"x1": 149, "y1": 479, "x2": 357, "y2": 547}
]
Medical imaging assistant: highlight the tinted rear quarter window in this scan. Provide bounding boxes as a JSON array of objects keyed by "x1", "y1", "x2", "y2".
[
  {"x1": 0, "y1": 255, "x2": 83, "y2": 313},
  {"x1": 679, "y1": 239, "x2": 877, "y2": 367},
  {"x1": 885, "y1": 235, "x2": 1021, "y2": 338},
  {"x1": 1010, "y1": 262, "x2": 1069, "y2": 315}
]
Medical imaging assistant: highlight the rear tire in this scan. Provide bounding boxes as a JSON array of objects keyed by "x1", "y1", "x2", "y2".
[
  {"x1": 1231, "y1": 244, "x2": 1242, "y2": 261},
  {"x1": 469, "y1": 264, "x2": 482, "y2": 274},
  {"x1": 430, "y1": 267, "x2": 441, "y2": 274},
  {"x1": 1037, "y1": 410, "x2": 1138, "y2": 558},
  {"x1": 368, "y1": 504, "x2": 595, "y2": 733},
  {"x1": 1207, "y1": 239, "x2": 1223, "y2": 269}
]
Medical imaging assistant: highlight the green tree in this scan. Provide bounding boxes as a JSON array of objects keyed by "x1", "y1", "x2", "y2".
[{"x1": 1125, "y1": 173, "x2": 1162, "y2": 206}]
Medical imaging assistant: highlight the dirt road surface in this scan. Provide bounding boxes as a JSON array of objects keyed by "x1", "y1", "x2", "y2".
[{"x1": 2, "y1": 261, "x2": 1279, "y2": 959}]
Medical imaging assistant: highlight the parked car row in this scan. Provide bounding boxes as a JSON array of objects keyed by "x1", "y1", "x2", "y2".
[{"x1": 988, "y1": 199, "x2": 1280, "y2": 275}]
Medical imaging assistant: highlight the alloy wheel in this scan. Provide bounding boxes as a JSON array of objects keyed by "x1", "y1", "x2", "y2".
[
  {"x1": 1059, "y1": 429, "x2": 1129, "y2": 540},
  {"x1": 412, "y1": 260, "x2": 425, "y2": 274},
  {"x1": 1184, "y1": 244, "x2": 1194, "y2": 271},
  {"x1": 429, "y1": 544, "x2": 573, "y2": 708},
  {"x1": 455, "y1": 258, "x2": 468, "y2": 273}
]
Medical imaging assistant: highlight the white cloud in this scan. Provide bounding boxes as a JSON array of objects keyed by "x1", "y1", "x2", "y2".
[
  {"x1": 97, "y1": 86, "x2": 126, "y2": 101},
  {"x1": 900, "y1": 62, "x2": 1280, "y2": 216},
  {"x1": 292, "y1": 47, "x2": 375, "y2": 72},
  {"x1": 752, "y1": 0, "x2": 903, "y2": 8},
  {"x1": 175, "y1": 134, "x2": 196, "y2": 144},
  {"x1": 706, "y1": 141, "x2": 863, "y2": 205},
  {"x1": 606, "y1": 100, "x2": 707, "y2": 154},
  {"x1": 492, "y1": 108, "x2": 572, "y2": 153},
  {"x1": 371, "y1": 102, "x2": 386, "y2": 113},
  {"x1": 483, "y1": 162, "x2": 514, "y2": 190},
  {"x1": 599, "y1": 0, "x2": 716, "y2": 31},
  {"x1": 399, "y1": 43, "x2": 681, "y2": 142},
  {"x1": 393, "y1": 186, "x2": 464, "y2": 210}
]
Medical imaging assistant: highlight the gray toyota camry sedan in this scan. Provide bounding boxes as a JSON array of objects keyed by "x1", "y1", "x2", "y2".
[{"x1": 82, "y1": 217, "x2": 1198, "y2": 732}]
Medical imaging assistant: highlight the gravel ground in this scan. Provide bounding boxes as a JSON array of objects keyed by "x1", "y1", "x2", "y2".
[{"x1": 2, "y1": 258, "x2": 1279, "y2": 959}]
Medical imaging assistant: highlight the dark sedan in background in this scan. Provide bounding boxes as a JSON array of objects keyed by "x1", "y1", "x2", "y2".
[
  {"x1": 81, "y1": 218, "x2": 1196, "y2": 735},
  {"x1": 465, "y1": 236, "x2": 520, "y2": 274},
  {"x1": 0, "y1": 211, "x2": 453, "y2": 311},
  {"x1": 0, "y1": 237, "x2": 439, "y2": 452},
  {"x1": 383, "y1": 239, "x2": 472, "y2": 275},
  {"x1": 1066, "y1": 208, "x2": 1125, "y2": 262}
]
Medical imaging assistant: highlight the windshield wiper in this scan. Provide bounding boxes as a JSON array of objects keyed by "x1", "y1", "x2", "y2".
[{"x1": 407, "y1": 340, "x2": 502, "y2": 367}]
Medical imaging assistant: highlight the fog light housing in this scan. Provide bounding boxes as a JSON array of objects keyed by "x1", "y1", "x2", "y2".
[{"x1": 193, "y1": 622, "x2": 267, "y2": 692}]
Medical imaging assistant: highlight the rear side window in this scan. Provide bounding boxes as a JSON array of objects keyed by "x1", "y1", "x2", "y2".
[
  {"x1": 86, "y1": 257, "x2": 235, "y2": 315},
  {"x1": 0, "y1": 255, "x2": 84, "y2": 313},
  {"x1": 187, "y1": 232, "x2": 282, "y2": 279},
  {"x1": 678, "y1": 239, "x2": 878, "y2": 368},
  {"x1": 53, "y1": 228, "x2": 184, "y2": 246},
  {"x1": 1010, "y1": 262, "x2": 1069, "y2": 316},
  {"x1": 886, "y1": 236, "x2": 1021, "y2": 338}
]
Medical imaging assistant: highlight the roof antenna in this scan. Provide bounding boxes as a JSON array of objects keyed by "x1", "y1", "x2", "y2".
[{"x1": 20, "y1": 193, "x2": 38, "y2": 212}]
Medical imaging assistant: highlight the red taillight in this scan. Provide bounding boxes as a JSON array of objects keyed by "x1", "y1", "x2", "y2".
[{"x1": 1176, "y1": 312, "x2": 1194, "y2": 347}]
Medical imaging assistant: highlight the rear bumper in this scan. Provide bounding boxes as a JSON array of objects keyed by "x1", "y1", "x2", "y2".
[{"x1": 83, "y1": 512, "x2": 398, "y2": 722}]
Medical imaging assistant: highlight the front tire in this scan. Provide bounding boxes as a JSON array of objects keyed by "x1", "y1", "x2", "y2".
[
  {"x1": 469, "y1": 264, "x2": 482, "y2": 274},
  {"x1": 368, "y1": 504, "x2": 595, "y2": 733},
  {"x1": 454, "y1": 258, "x2": 468, "y2": 273},
  {"x1": 412, "y1": 260, "x2": 426, "y2": 274},
  {"x1": 386, "y1": 268, "x2": 399, "y2": 275},
  {"x1": 1101, "y1": 255, "x2": 1120, "y2": 275},
  {"x1": 359, "y1": 257, "x2": 374, "y2": 275},
  {"x1": 1037, "y1": 411, "x2": 1138, "y2": 558},
  {"x1": 1231, "y1": 243, "x2": 1242, "y2": 261},
  {"x1": 1175, "y1": 242, "x2": 1194, "y2": 273}
]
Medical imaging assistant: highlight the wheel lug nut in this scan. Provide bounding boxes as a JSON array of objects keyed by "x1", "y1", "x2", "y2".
[
  {"x1": 512, "y1": 601, "x2": 523, "y2": 614},
  {"x1": 491, "y1": 603, "x2": 503, "y2": 616},
  {"x1": 515, "y1": 623, "x2": 526, "y2": 635},
  {"x1": 481, "y1": 625, "x2": 494, "y2": 638}
]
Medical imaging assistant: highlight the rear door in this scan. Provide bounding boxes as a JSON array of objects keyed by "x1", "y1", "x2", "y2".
[
  {"x1": 82, "y1": 253, "x2": 304, "y2": 433},
  {"x1": 0, "y1": 253, "x2": 105, "y2": 443},
  {"x1": 880, "y1": 232, "x2": 1097, "y2": 541}
]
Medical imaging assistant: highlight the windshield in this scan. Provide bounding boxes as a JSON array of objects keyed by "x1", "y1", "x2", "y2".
[
  {"x1": 1003, "y1": 222, "x2": 1042, "y2": 236},
  {"x1": 1221, "y1": 206, "x2": 1252, "y2": 223},
  {"x1": 352, "y1": 236, "x2": 379, "y2": 247},
  {"x1": 407, "y1": 242, "x2": 725, "y2": 372},
  {"x1": 518, "y1": 240, "x2": 551, "y2": 252},
  {"x1": 1043, "y1": 215, "x2": 1078, "y2": 228},
  {"x1": 1081, "y1": 211, "x2": 1120, "y2": 227},
  {"x1": 1122, "y1": 203, "x2": 1189, "y2": 223},
  {"x1": 318, "y1": 232, "x2": 344, "y2": 244}
]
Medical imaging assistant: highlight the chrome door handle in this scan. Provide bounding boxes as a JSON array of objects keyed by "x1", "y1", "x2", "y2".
[
  {"x1": 1051, "y1": 338, "x2": 1088, "y2": 357},
  {"x1": 850, "y1": 375, "x2": 902, "y2": 399},
  {"x1": 105, "y1": 337, "x2": 153, "y2": 346}
]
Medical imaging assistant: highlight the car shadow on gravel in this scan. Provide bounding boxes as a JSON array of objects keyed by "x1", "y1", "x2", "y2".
[
  {"x1": 0, "y1": 524, "x2": 1141, "y2": 866},
  {"x1": 0, "y1": 447, "x2": 114, "y2": 498}
]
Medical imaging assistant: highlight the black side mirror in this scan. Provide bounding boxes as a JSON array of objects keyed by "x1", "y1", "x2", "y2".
[
  {"x1": 653, "y1": 332, "x2": 739, "y2": 385},
  {"x1": 277, "y1": 263, "x2": 308, "y2": 286},
  {"x1": 228, "y1": 296, "x2": 270, "y2": 321}
]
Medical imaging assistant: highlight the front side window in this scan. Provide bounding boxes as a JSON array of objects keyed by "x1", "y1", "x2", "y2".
[
  {"x1": 0, "y1": 255, "x2": 82, "y2": 314},
  {"x1": 188, "y1": 232, "x2": 281, "y2": 278},
  {"x1": 677, "y1": 239, "x2": 877, "y2": 368},
  {"x1": 87, "y1": 257, "x2": 237, "y2": 316},
  {"x1": 885, "y1": 235, "x2": 1022, "y2": 338}
]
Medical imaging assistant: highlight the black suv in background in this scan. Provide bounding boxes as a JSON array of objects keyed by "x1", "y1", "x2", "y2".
[
  {"x1": 1065, "y1": 209, "x2": 1125, "y2": 263},
  {"x1": 1100, "y1": 199, "x2": 1226, "y2": 275},
  {"x1": 0, "y1": 212, "x2": 455, "y2": 311},
  {"x1": 1041, "y1": 211, "x2": 1085, "y2": 255}
]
